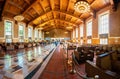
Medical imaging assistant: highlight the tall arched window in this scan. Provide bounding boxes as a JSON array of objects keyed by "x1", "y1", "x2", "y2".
[
  {"x1": 5, "y1": 20, "x2": 13, "y2": 43},
  {"x1": 39, "y1": 30, "x2": 42, "y2": 40},
  {"x1": 76, "y1": 27, "x2": 78, "y2": 38},
  {"x1": 99, "y1": 11, "x2": 109, "y2": 44},
  {"x1": 86, "y1": 20, "x2": 92, "y2": 44},
  {"x1": 28, "y1": 27, "x2": 32, "y2": 42},
  {"x1": 19, "y1": 24, "x2": 24, "y2": 42},
  {"x1": 80, "y1": 25, "x2": 83, "y2": 38},
  {"x1": 80, "y1": 24, "x2": 83, "y2": 45},
  {"x1": 72, "y1": 29, "x2": 75, "y2": 39},
  {"x1": 34, "y1": 29, "x2": 38, "y2": 41}
]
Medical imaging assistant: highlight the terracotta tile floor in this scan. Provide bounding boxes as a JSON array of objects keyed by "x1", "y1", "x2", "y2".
[{"x1": 39, "y1": 45, "x2": 84, "y2": 79}]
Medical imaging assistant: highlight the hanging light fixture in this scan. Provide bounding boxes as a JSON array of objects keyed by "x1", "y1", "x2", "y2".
[
  {"x1": 66, "y1": 26, "x2": 73, "y2": 29},
  {"x1": 74, "y1": 0, "x2": 90, "y2": 13},
  {"x1": 14, "y1": 15, "x2": 24, "y2": 22},
  {"x1": 46, "y1": 32, "x2": 49, "y2": 34}
]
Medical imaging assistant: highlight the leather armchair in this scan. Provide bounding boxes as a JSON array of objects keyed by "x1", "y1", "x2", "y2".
[{"x1": 86, "y1": 52, "x2": 120, "y2": 79}]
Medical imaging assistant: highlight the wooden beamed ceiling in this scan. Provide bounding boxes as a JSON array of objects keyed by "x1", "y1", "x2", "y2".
[{"x1": 1, "y1": 0, "x2": 117, "y2": 32}]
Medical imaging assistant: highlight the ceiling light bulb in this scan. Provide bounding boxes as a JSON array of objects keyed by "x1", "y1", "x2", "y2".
[{"x1": 74, "y1": 0, "x2": 90, "y2": 13}]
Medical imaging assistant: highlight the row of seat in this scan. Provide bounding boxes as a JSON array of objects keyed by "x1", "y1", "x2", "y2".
[
  {"x1": 73, "y1": 44, "x2": 120, "y2": 62},
  {"x1": 86, "y1": 49, "x2": 120, "y2": 79},
  {"x1": 74, "y1": 46, "x2": 95, "y2": 63},
  {"x1": 0, "y1": 42, "x2": 42, "y2": 51},
  {"x1": 95, "y1": 45, "x2": 120, "y2": 60}
]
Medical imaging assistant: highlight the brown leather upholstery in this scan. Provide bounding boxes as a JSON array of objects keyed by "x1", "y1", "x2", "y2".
[
  {"x1": 74, "y1": 51, "x2": 85, "y2": 62},
  {"x1": 96, "y1": 53, "x2": 112, "y2": 70},
  {"x1": 74, "y1": 46, "x2": 94, "y2": 63},
  {"x1": 86, "y1": 52, "x2": 120, "y2": 79},
  {"x1": 86, "y1": 60, "x2": 120, "y2": 79}
]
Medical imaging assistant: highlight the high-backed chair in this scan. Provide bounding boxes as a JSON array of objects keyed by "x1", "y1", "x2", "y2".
[
  {"x1": 74, "y1": 51, "x2": 86, "y2": 62},
  {"x1": 96, "y1": 53, "x2": 112, "y2": 70},
  {"x1": 109, "y1": 51, "x2": 120, "y2": 74},
  {"x1": 86, "y1": 53, "x2": 120, "y2": 79},
  {"x1": 74, "y1": 46, "x2": 94, "y2": 63},
  {"x1": 5, "y1": 43, "x2": 14, "y2": 51}
]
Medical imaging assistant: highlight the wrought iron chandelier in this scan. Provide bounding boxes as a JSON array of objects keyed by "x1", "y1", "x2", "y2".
[{"x1": 74, "y1": 0, "x2": 90, "y2": 13}]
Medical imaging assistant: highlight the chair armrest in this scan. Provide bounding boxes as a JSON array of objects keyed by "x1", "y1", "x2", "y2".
[{"x1": 86, "y1": 60, "x2": 120, "y2": 79}]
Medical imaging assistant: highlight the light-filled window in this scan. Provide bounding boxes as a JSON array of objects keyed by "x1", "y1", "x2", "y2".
[
  {"x1": 80, "y1": 39, "x2": 83, "y2": 45},
  {"x1": 28, "y1": 27, "x2": 32, "y2": 42},
  {"x1": 39, "y1": 30, "x2": 42, "y2": 40},
  {"x1": 87, "y1": 20, "x2": 92, "y2": 44},
  {"x1": 87, "y1": 39, "x2": 91, "y2": 44},
  {"x1": 5, "y1": 20, "x2": 13, "y2": 43},
  {"x1": 73, "y1": 30, "x2": 75, "y2": 38},
  {"x1": 34, "y1": 29, "x2": 38, "y2": 40},
  {"x1": 80, "y1": 25, "x2": 83, "y2": 37},
  {"x1": 99, "y1": 11, "x2": 109, "y2": 34},
  {"x1": 100, "y1": 38, "x2": 108, "y2": 45},
  {"x1": 19, "y1": 24, "x2": 24, "y2": 42},
  {"x1": 87, "y1": 20, "x2": 92, "y2": 36},
  {"x1": 99, "y1": 11, "x2": 109, "y2": 44},
  {"x1": 76, "y1": 27, "x2": 78, "y2": 38}
]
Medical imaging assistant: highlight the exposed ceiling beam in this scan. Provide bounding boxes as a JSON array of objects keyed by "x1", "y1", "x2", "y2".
[
  {"x1": 55, "y1": 11, "x2": 82, "y2": 20},
  {"x1": 65, "y1": 0, "x2": 73, "y2": 23},
  {"x1": 5, "y1": 9, "x2": 18, "y2": 15},
  {"x1": 29, "y1": 11, "x2": 51, "y2": 24},
  {"x1": 2, "y1": 0, "x2": 8, "y2": 17},
  {"x1": 49, "y1": 0, "x2": 54, "y2": 10},
  {"x1": 32, "y1": 7, "x2": 40, "y2": 15},
  {"x1": 43, "y1": 26, "x2": 55, "y2": 31},
  {"x1": 27, "y1": 12, "x2": 34, "y2": 18},
  {"x1": 36, "y1": 19, "x2": 77, "y2": 28},
  {"x1": 22, "y1": 0, "x2": 39, "y2": 15},
  {"x1": 38, "y1": 0, "x2": 50, "y2": 22},
  {"x1": 29, "y1": 10, "x2": 83, "y2": 24},
  {"x1": 67, "y1": 0, "x2": 70, "y2": 11},
  {"x1": 60, "y1": 0, "x2": 62, "y2": 10},
  {"x1": 60, "y1": 0, "x2": 62, "y2": 20},
  {"x1": 43, "y1": 25, "x2": 71, "y2": 32},
  {"x1": 48, "y1": 0, "x2": 55, "y2": 29},
  {"x1": 24, "y1": 0, "x2": 30, "y2": 5},
  {"x1": 8, "y1": 1, "x2": 23, "y2": 10},
  {"x1": 38, "y1": 1, "x2": 46, "y2": 12},
  {"x1": 0, "y1": 0, "x2": 6, "y2": 20},
  {"x1": 43, "y1": 24, "x2": 55, "y2": 30}
]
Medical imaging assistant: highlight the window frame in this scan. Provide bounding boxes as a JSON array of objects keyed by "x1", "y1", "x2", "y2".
[
  {"x1": 76, "y1": 27, "x2": 78, "y2": 38},
  {"x1": 18, "y1": 23, "x2": 25, "y2": 42},
  {"x1": 98, "y1": 10, "x2": 109, "y2": 45},
  {"x1": 72, "y1": 29, "x2": 75, "y2": 39},
  {"x1": 86, "y1": 19, "x2": 92, "y2": 37},
  {"x1": 4, "y1": 20, "x2": 14, "y2": 43},
  {"x1": 80, "y1": 24, "x2": 83, "y2": 38},
  {"x1": 98, "y1": 10, "x2": 109, "y2": 35},
  {"x1": 28, "y1": 26, "x2": 33, "y2": 42},
  {"x1": 34, "y1": 29, "x2": 38, "y2": 39}
]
